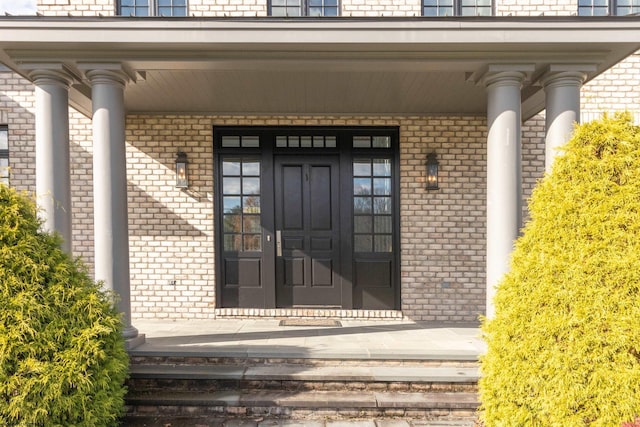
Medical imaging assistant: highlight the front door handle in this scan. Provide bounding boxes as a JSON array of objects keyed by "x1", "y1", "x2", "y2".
[{"x1": 276, "y1": 230, "x2": 282, "y2": 257}]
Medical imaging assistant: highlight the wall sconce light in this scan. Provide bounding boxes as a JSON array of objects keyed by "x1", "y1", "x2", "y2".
[
  {"x1": 175, "y1": 152, "x2": 189, "y2": 189},
  {"x1": 426, "y1": 152, "x2": 439, "y2": 190}
]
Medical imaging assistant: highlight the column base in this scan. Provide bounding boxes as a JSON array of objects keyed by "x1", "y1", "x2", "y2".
[{"x1": 125, "y1": 333, "x2": 146, "y2": 351}]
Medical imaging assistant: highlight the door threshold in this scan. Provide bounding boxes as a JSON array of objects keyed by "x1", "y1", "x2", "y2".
[
  {"x1": 279, "y1": 319, "x2": 342, "y2": 327},
  {"x1": 214, "y1": 308, "x2": 403, "y2": 320}
]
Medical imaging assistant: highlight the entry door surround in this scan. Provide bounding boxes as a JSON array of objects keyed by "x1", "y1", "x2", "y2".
[{"x1": 214, "y1": 126, "x2": 400, "y2": 311}]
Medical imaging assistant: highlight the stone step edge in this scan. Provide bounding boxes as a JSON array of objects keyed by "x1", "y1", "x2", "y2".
[
  {"x1": 129, "y1": 364, "x2": 480, "y2": 383},
  {"x1": 129, "y1": 349, "x2": 479, "y2": 362},
  {"x1": 126, "y1": 390, "x2": 479, "y2": 410}
]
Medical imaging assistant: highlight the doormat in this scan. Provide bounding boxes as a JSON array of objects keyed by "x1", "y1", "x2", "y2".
[{"x1": 279, "y1": 319, "x2": 342, "y2": 327}]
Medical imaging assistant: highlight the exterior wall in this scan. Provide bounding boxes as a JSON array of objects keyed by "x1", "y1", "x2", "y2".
[
  {"x1": 496, "y1": 0, "x2": 574, "y2": 16},
  {"x1": 2, "y1": 0, "x2": 632, "y2": 324},
  {"x1": 123, "y1": 114, "x2": 491, "y2": 322},
  {"x1": 0, "y1": 70, "x2": 35, "y2": 192},
  {"x1": 581, "y1": 52, "x2": 640, "y2": 122},
  {"x1": 341, "y1": 0, "x2": 421, "y2": 17},
  {"x1": 189, "y1": 0, "x2": 266, "y2": 16},
  {"x1": 37, "y1": 0, "x2": 115, "y2": 16}
]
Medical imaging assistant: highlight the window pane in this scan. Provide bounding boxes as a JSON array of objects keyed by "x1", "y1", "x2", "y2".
[
  {"x1": 0, "y1": 129, "x2": 6, "y2": 150},
  {"x1": 223, "y1": 161, "x2": 241, "y2": 175},
  {"x1": 326, "y1": 136, "x2": 336, "y2": 147},
  {"x1": 242, "y1": 177, "x2": 260, "y2": 195},
  {"x1": 276, "y1": 136, "x2": 287, "y2": 147},
  {"x1": 158, "y1": 6, "x2": 172, "y2": 14},
  {"x1": 353, "y1": 160, "x2": 371, "y2": 176},
  {"x1": 243, "y1": 215, "x2": 261, "y2": 233},
  {"x1": 375, "y1": 235, "x2": 392, "y2": 253},
  {"x1": 224, "y1": 214, "x2": 241, "y2": 232},
  {"x1": 243, "y1": 196, "x2": 261, "y2": 213},
  {"x1": 374, "y1": 216, "x2": 392, "y2": 234},
  {"x1": 222, "y1": 136, "x2": 241, "y2": 147},
  {"x1": 289, "y1": 136, "x2": 300, "y2": 148},
  {"x1": 244, "y1": 234, "x2": 262, "y2": 251},
  {"x1": 354, "y1": 235, "x2": 372, "y2": 252},
  {"x1": 373, "y1": 159, "x2": 391, "y2": 176},
  {"x1": 223, "y1": 196, "x2": 242, "y2": 213},
  {"x1": 224, "y1": 234, "x2": 241, "y2": 251},
  {"x1": 354, "y1": 197, "x2": 372, "y2": 214},
  {"x1": 301, "y1": 136, "x2": 312, "y2": 147},
  {"x1": 0, "y1": 158, "x2": 8, "y2": 181},
  {"x1": 313, "y1": 136, "x2": 324, "y2": 148},
  {"x1": 242, "y1": 136, "x2": 260, "y2": 148},
  {"x1": 353, "y1": 136, "x2": 371, "y2": 148},
  {"x1": 372, "y1": 136, "x2": 391, "y2": 148},
  {"x1": 223, "y1": 177, "x2": 241, "y2": 194},
  {"x1": 242, "y1": 161, "x2": 260, "y2": 176},
  {"x1": 373, "y1": 178, "x2": 391, "y2": 195},
  {"x1": 374, "y1": 197, "x2": 391, "y2": 214},
  {"x1": 354, "y1": 216, "x2": 372, "y2": 233},
  {"x1": 353, "y1": 178, "x2": 371, "y2": 195}
]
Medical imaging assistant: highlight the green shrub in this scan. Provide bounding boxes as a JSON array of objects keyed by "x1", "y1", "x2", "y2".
[
  {"x1": 480, "y1": 113, "x2": 640, "y2": 426},
  {"x1": 0, "y1": 185, "x2": 129, "y2": 427}
]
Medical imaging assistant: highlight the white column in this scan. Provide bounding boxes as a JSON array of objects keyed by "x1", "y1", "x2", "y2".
[
  {"x1": 29, "y1": 67, "x2": 73, "y2": 253},
  {"x1": 543, "y1": 71, "x2": 587, "y2": 173},
  {"x1": 84, "y1": 66, "x2": 141, "y2": 344},
  {"x1": 484, "y1": 70, "x2": 527, "y2": 319}
]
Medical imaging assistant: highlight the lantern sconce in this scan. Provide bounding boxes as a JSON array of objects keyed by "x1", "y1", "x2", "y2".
[
  {"x1": 175, "y1": 152, "x2": 189, "y2": 189},
  {"x1": 426, "y1": 152, "x2": 439, "y2": 190}
]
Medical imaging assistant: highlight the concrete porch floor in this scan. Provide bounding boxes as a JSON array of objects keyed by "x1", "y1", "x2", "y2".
[{"x1": 129, "y1": 319, "x2": 486, "y2": 360}]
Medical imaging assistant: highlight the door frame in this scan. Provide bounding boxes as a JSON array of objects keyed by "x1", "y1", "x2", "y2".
[{"x1": 213, "y1": 126, "x2": 401, "y2": 310}]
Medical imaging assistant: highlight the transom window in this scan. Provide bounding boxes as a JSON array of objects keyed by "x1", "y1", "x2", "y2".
[
  {"x1": 118, "y1": 0, "x2": 187, "y2": 16},
  {"x1": 423, "y1": 0, "x2": 492, "y2": 16},
  {"x1": 276, "y1": 135, "x2": 337, "y2": 148},
  {"x1": 578, "y1": 0, "x2": 640, "y2": 15},
  {"x1": 269, "y1": 0, "x2": 339, "y2": 16},
  {"x1": 0, "y1": 126, "x2": 8, "y2": 185}
]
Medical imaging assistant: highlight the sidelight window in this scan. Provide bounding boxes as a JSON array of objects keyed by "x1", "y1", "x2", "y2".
[
  {"x1": 353, "y1": 158, "x2": 393, "y2": 253},
  {"x1": 221, "y1": 158, "x2": 262, "y2": 252},
  {"x1": 0, "y1": 126, "x2": 8, "y2": 185}
]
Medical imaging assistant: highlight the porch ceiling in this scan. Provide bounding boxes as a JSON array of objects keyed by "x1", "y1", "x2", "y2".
[{"x1": 0, "y1": 17, "x2": 639, "y2": 118}]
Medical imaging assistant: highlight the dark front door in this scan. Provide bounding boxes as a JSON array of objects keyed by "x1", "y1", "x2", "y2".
[{"x1": 274, "y1": 156, "x2": 342, "y2": 307}]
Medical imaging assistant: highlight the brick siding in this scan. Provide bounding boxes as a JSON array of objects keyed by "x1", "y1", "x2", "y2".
[{"x1": 0, "y1": 0, "x2": 635, "y2": 323}]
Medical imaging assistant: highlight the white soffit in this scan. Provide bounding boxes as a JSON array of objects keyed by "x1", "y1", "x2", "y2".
[{"x1": 0, "y1": 17, "x2": 638, "y2": 117}]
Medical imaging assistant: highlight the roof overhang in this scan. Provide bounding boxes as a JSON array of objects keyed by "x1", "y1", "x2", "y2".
[{"x1": 0, "y1": 17, "x2": 639, "y2": 119}]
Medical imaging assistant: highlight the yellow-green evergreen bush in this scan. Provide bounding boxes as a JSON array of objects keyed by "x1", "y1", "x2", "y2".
[
  {"x1": 480, "y1": 113, "x2": 640, "y2": 426},
  {"x1": 0, "y1": 185, "x2": 128, "y2": 426}
]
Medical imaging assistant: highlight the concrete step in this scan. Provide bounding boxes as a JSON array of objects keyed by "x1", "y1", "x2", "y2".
[
  {"x1": 120, "y1": 416, "x2": 476, "y2": 426},
  {"x1": 125, "y1": 390, "x2": 479, "y2": 420},
  {"x1": 129, "y1": 364, "x2": 479, "y2": 382}
]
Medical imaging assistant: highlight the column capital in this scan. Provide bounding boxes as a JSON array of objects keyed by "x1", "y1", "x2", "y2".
[
  {"x1": 538, "y1": 64, "x2": 596, "y2": 89},
  {"x1": 20, "y1": 63, "x2": 77, "y2": 88},
  {"x1": 472, "y1": 64, "x2": 535, "y2": 88},
  {"x1": 78, "y1": 63, "x2": 136, "y2": 87},
  {"x1": 540, "y1": 71, "x2": 588, "y2": 90}
]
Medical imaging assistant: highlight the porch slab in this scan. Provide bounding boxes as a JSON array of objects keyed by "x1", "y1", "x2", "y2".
[{"x1": 129, "y1": 319, "x2": 485, "y2": 361}]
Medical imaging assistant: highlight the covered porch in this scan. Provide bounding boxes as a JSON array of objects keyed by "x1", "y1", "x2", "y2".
[{"x1": 0, "y1": 17, "x2": 639, "y2": 347}]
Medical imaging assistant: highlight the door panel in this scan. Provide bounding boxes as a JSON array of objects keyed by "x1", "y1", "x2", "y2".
[{"x1": 275, "y1": 156, "x2": 341, "y2": 307}]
